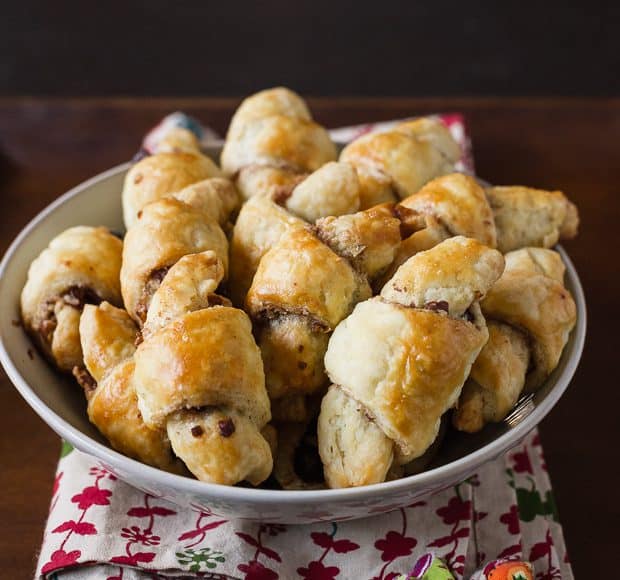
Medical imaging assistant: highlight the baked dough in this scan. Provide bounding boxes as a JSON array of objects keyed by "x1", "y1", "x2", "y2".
[
  {"x1": 229, "y1": 161, "x2": 363, "y2": 305},
  {"x1": 122, "y1": 127, "x2": 224, "y2": 229},
  {"x1": 315, "y1": 203, "x2": 404, "y2": 282},
  {"x1": 78, "y1": 302, "x2": 182, "y2": 472},
  {"x1": 340, "y1": 117, "x2": 460, "y2": 208},
  {"x1": 134, "y1": 302, "x2": 272, "y2": 486},
  {"x1": 246, "y1": 206, "x2": 404, "y2": 419},
  {"x1": 318, "y1": 236, "x2": 504, "y2": 487},
  {"x1": 454, "y1": 247, "x2": 577, "y2": 432},
  {"x1": 487, "y1": 186, "x2": 579, "y2": 252},
  {"x1": 391, "y1": 174, "x2": 580, "y2": 282},
  {"x1": 229, "y1": 195, "x2": 308, "y2": 306},
  {"x1": 246, "y1": 227, "x2": 372, "y2": 406},
  {"x1": 398, "y1": 172, "x2": 497, "y2": 247},
  {"x1": 121, "y1": 197, "x2": 229, "y2": 325},
  {"x1": 20, "y1": 226, "x2": 123, "y2": 372},
  {"x1": 172, "y1": 177, "x2": 239, "y2": 228},
  {"x1": 221, "y1": 87, "x2": 337, "y2": 180}
]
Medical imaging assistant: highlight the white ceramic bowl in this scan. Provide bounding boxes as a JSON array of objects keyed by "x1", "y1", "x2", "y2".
[{"x1": 0, "y1": 158, "x2": 586, "y2": 523}]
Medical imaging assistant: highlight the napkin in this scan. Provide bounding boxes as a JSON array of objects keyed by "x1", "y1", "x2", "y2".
[{"x1": 35, "y1": 115, "x2": 572, "y2": 579}]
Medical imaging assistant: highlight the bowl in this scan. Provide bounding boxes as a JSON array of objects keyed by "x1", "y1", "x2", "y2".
[{"x1": 0, "y1": 153, "x2": 586, "y2": 523}]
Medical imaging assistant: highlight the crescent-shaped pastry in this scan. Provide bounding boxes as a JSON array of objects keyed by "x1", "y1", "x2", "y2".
[
  {"x1": 77, "y1": 302, "x2": 182, "y2": 472},
  {"x1": 318, "y1": 236, "x2": 504, "y2": 488},
  {"x1": 121, "y1": 197, "x2": 229, "y2": 325},
  {"x1": 246, "y1": 205, "x2": 403, "y2": 419},
  {"x1": 486, "y1": 186, "x2": 579, "y2": 253},
  {"x1": 229, "y1": 161, "x2": 362, "y2": 305},
  {"x1": 453, "y1": 247, "x2": 577, "y2": 432},
  {"x1": 398, "y1": 172, "x2": 497, "y2": 247},
  {"x1": 246, "y1": 227, "x2": 371, "y2": 404},
  {"x1": 221, "y1": 87, "x2": 337, "y2": 189},
  {"x1": 20, "y1": 226, "x2": 123, "y2": 372},
  {"x1": 339, "y1": 117, "x2": 460, "y2": 209},
  {"x1": 133, "y1": 277, "x2": 272, "y2": 485},
  {"x1": 172, "y1": 177, "x2": 240, "y2": 229},
  {"x1": 384, "y1": 174, "x2": 580, "y2": 285},
  {"x1": 121, "y1": 191, "x2": 272, "y2": 484},
  {"x1": 122, "y1": 127, "x2": 224, "y2": 229},
  {"x1": 229, "y1": 195, "x2": 308, "y2": 306}
]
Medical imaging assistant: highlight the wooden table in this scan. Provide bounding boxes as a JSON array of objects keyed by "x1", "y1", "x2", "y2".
[{"x1": 0, "y1": 98, "x2": 618, "y2": 578}]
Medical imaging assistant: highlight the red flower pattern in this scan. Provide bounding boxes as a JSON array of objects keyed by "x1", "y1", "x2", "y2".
[
  {"x1": 436, "y1": 496, "x2": 471, "y2": 525},
  {"x1": 297, "y1": 560, "x2": 340, "y2": 579},
  {"x1": 375, "y1": 531, "x2": 417, "y2": 562},
  {"x1": 238, "y1": 559, "x2": 278, "y2": 579},
  {"x1": 41, "y1": 548, "x2": 81, "y2": 574},
  {"x1": 71, "y1": 485, "x2": 112, "y2": 510},
  {"x1": 40, "y1": 467, "x2": 113, "y2": 575},
  {"x1": 296, "y1": 523, "x2": 359, "y2": 579},
  {"x1": 511, "y1": 448, "x2": 534, "y2": 474},
  {"x1": 500, "y1": 504, "x2": 520, "y2": 535},
  {"x1": 120, "y1": 525, "x2": 161, "y2": 546},
  {"x1": 237, "y1": 525, "x2": 282, "y2": 579}
]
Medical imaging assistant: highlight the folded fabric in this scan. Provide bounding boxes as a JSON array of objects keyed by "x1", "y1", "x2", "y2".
[{"x1": 36, "y1": 429, "x2": 571, "y2": 579}]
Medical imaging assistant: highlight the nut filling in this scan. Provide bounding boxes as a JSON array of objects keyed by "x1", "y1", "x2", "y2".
[
  {"x1": 136, "y1": 266, "x2": 171, "y2": 322},
  {"x1": 35, "y1": 285, "x2": 102, "y2": 345},
  {"x1": 72, "y1": 365, "x2": 97, "y2": 396}
]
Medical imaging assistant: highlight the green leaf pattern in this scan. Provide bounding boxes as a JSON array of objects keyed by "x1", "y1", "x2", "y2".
[{"x1": 176, "y1": 547, "x2": 225, "y2": 572}]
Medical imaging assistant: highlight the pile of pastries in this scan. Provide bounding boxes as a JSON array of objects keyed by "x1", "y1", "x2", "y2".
[{"x1": 20, "y1": 88, "x2": 579, "y2": 489}]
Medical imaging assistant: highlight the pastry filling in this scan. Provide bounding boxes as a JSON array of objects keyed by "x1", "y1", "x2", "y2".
[
  {"x1": 36, "y1": 285, "x2": 102, "y2": 345},
  {"x1": 136, "y1": 266, "x2": 171, "y2": 322},
  {"x1": 72, "y1": 365, "x2": 97, "y2": 396},
  {"x1": 254, "y1": 305, "x2": 330, "y2": 334},
  {"x1": 392, "y1": 205, "x2": 427, "y2": 239}
]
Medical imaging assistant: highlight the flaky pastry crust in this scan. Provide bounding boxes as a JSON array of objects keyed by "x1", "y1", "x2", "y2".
[
  {"x1": 453, "y1": 248, "x2": 577, "y2": 432},
  {"x1": 79, "y1": 302, "x2": 181, "y2": 472},
  {"x1": 340, "y1": 118, "x2": 460, "y2": 208},
  {"x1": 318, "y1": 237, "x2": 504, "y2": 487},
  {"x1": 221, "y1": 87, "x2": 336, "y2": 177},
  {"x1": 20, "y1": 226, "x2": 123, "y2": 372},
  {"x1": 123, "y1": 128, "x2": 223, "y2": 229},
  {"x1": 121, "y1": 197, "x2": 228, "y2": 324}
]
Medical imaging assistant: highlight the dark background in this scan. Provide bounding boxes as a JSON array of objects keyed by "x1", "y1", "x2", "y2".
[{"x1": 1, "y1": 1, "x2": 618, "y2": 97}]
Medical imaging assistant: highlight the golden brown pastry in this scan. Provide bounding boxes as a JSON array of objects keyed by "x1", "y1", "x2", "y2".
[
  {"x1": 122, "y1": 127, "x2": 224, "y2": 229},
  {"x1": 123, "y1": 161, "x2": 273, "y2": 484},
  {"x1": 245, "y1": 227, "x2": 371, "y2": 408},
  {"x1": 229, "y1": 195, "x2": 307, "y2": 306},
  {"x1": 400, "y1": 174, "x2": 580, "y2": 252},
  {"x1": 221, "y1": 87, "x2": 337, "y2": 199},
  {"x1": 453, "y1": 247, "x2": 577, "y2": 432},
  {"x1": 77, "y1": 302, "x2": 182, "y2": 472},
  {"x1": 132, "y1": 259, "x2": 272, "y2": 485},
  {"x1": 486, "y1": 186, "x2": 579, "y2": 253},
  {"x1": 172, "y1": 177, "x2": 240, "y2": 229},
  {"x1": 386, "y1": 174, "x2": 580, "y2": 284},
  {"x1": 246, "y1": 205, "x2": 403, "y2": 420},
  {"x1": 229, "y1": 161, "x2": 362, "y2": 305},
  {"x1": 318, "y1": 236, "x2": 504, "y2": 488},
  {"x1": 20, "y1": 226, "x2": 123, "y2": 372},
  {"x1": 398, "y1": 172, "x2": 497, "y2": 247},
  {"x1": 340, "y1": 117, "x2": 460, "y2": 208},
  {"x1": 120, "y1": 196, "x2": 229, "y2": 325}
]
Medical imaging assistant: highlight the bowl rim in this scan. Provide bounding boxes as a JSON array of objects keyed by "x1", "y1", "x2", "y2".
[{"x1": 0, "y1": 162, "x2": 587, "y2": 505}]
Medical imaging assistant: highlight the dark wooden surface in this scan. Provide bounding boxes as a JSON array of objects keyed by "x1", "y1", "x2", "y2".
[{"x1": 0, "y1": 98, "x2": 618, "y2": 578}]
